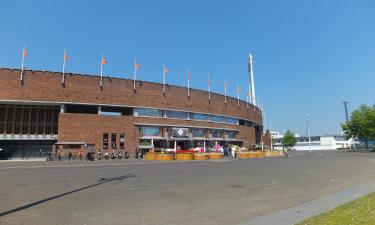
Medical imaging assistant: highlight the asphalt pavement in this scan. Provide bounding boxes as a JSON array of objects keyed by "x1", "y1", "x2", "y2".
[{"x1": 1, "y1": 151, "x2": 375, "y2": 225}]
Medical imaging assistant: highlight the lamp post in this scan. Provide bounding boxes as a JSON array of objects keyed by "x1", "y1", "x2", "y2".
[{"x1": 342, "y1": 101, "x2": 350, "y2": 123}]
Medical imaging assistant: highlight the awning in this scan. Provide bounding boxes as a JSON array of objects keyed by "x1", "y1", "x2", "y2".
[{"x1": 138, "y1": 145, "x2": 154, "y2": 149}]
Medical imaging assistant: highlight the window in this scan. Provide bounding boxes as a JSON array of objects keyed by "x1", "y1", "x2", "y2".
[
  {"x1": 190, "y1": 113, "x2": 209, "y2": 121},
  {"x1": 226, "y1": 117, "x2": 239, "y2": 125},
  {"x1": 134, "y1": 108, "x2": 163, "y2": 117},
  {"x1": 212, "y1": 130, "x2": 223, "y2": 138},
  {"x1": 120, "y1": 133, "x2": 125, "y2": 148},
  {"x1": 103, "y1": 133, "x2": 109, "y2": 149},
  {"x1": 101, "y1": 106, "x2": 132, "y2": 116},
  {"x1": 87, "y1": 144, "x2": 95, "y2": 152},
  {"x1": 111, "y1": 133, "x2": 117, "y2": 149},
  {"x1": 65, "y1": 104, "x2": 98, "y2": 114},
  {"x1": 209, "y1": 115, "x2": 226, "y2": 123},
  {"x1": 141, "y1": 127, "x2": 161, "y2": 137},
  {"x1": 165, "y1": 110, "x2": 189, "y2": 119},
  {"x1": 192, "y1": 129, "x2": 205, "y2": 137},
  {"x1": 227, "y1": 131, "x2": 236, "y2": 139}
]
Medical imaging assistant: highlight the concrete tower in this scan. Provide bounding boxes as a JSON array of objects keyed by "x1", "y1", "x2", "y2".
[{"x1": 248, "y1": 54, "x2": 256, "y2": 106}]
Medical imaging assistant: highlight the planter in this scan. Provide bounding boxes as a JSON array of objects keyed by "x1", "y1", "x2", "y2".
[
  {"x1": 248, "y1": 152, "x2": 258, "y2": 158},
  {"x1": 145, "y1": 152, "x2": 157, "y2": 160},
  {"x1": 257, "y1": 151, "x2": 266, "y2": 157},
  {"x1": 265, "y1": 151, "x2": 273, "y2": 157},
  {"x1": 209, "y1": 153, "x2": 224, "y2": 160},
  {"x1": 156, "y1": 153, "x2": 175, "y2": 161},
  {"x1": 272, "y1": 151, "x2": 281, "y2": 157},
  {"x1": 176, "y1": 153, "x2": 194, "y2": 161},
  {"x1": 194, "y1": 153, "x2": 209, "y2": 160},
  {"x1": 239, "y1": 152, "x2": 249, "y2": 159}
]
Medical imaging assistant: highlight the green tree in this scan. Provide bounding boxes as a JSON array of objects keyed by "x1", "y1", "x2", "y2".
[
  {"x1": 281, "y1": 130, "x2": 298, "y2": 149},
  {"x1": 341, "y1": 104, "x2": 375, "y2": 149}
]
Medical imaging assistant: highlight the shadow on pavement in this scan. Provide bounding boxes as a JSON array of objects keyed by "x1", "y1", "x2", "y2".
[{"x1": 0, "y1": 174, "x2": 136, "y2": 217}]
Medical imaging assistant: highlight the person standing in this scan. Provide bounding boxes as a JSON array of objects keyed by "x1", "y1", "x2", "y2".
[
  {"x1": 231, "y1": 145, "x2": 235, "y2": 158},
  {"x1": 135, "y1": 148, "x2": 139, "y2": 159}
]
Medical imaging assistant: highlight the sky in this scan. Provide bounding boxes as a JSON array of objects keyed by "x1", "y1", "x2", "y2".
[{"x1": 0, "y1": 0, "x2": 374, "y2": 136}]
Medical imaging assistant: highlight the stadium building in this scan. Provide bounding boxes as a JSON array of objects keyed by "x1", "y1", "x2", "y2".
[{"x1": 0, "y1": 67, "x2": 268, "y2": 160}]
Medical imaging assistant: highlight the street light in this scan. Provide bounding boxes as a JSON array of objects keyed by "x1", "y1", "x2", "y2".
[{"x1": 342, "y1": 101, "x2": 350, "y2": 123}]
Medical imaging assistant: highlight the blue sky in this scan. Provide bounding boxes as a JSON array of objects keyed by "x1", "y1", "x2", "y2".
[{"x1": 1, "y1": 0, "x2": 374, "y2": 135}]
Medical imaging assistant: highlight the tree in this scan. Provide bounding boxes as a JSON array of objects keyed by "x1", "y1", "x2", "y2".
[
  {"x1": 281, "y1": 130, "x2": 298, "y2": 149},
  {"x1": 341, "y1": 104, "x2": 375, "y2": 149}
]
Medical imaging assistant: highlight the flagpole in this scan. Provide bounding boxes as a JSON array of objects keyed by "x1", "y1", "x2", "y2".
[
  {"x1": 224, "y1": 79, "x2": 227, "y2": 103},
  {"x1": 20, "y1": 45, "x2": 25, "y2": 81},
  {"x1": 263, "y1": 102, "x2": 267, "y2": 134},
  {"x1": 307, "y1": 113, "x2": 311, "y2": 153},
  {"x1": 248, "y1": 83, "x2": 252, "y2": 104},
  {"x1": 163, "y1": 64, "x2": 166, "y2": 94},
  {"x1": 246, "y1": 91, "x2": 249, "y2": 109},
  {"x1": 236, "y1": 84, "x2": 240, "y2": 106},
  {"x1": 100, "y1": 54, "x2": 103, "y2": 87},
  {"x1": 208, "y1": 73, "x2": 211, "y2": 100},
  {"x1": 188, "y1": 70, "x2": 190, "y2": 97},
  {"x1": 133, "y1": 59, "x2": 137, "y2": 90},
  {"x1": 62, "y1": 49, "x2": 66, "y2": 84}
]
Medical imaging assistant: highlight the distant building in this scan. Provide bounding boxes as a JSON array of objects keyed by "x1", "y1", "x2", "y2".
[{"x1": 271, "y1": 131, "x2": 352, "y2": 151}]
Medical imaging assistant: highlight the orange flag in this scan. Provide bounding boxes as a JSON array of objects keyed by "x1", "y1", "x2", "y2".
[
  {"x1": 23, "y1": 48, "x2": 28, "y2": 57},
  {"x1": 64, "y1": 52, "x2": 69, "y2": 61},
  {"x1": 135, "y1": 63, "x2": 140, "y2": 70},
  {"x1": 163, "y1": 67, "x2": 169, "y2": 75},
  {"x1": 101, "y1": 57, "x2": 107, "y2": 65}
]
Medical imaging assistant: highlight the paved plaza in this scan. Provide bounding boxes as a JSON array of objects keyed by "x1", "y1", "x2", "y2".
[{"x1": 1, "y1": 151, "x2": 375, "y2": 225}]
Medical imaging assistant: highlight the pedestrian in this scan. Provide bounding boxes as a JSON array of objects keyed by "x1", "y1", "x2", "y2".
[
  {"x1": 57, "y1": 152, "x2": 62, "y2": 161},
  {"x1": 231, "y1": 145, "x2": 235, "y2": 158},
  {"x1": 68, "y1": 151, "x2": 72, "y2": 161},
  {"x1": 135, "y1": 148, "x2": 139, "y2": 159}
]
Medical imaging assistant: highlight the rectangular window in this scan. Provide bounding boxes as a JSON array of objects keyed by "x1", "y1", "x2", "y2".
[
  {"x1": 103, "y1": 133, "x2": 109, "y2": 149},
  {"x1": 111, "y1": 133, "x2": 117, "y2": 149},
  {"x1": 227, "y1": 131, "x2": 236, "y2": 139},
  {"x1": 192, "y1": 128, "x2": 205, "y2": 137},
  {"x1": 87, "y1": 144, "x2": 95, "y2": 152},
  {"x1": 141, "y1": 127, "x2": 161, "y2": 137},
  {"x1": 190, "y1": 113, "x2": 209, "y2": 121},
  {"x1": 165, "y1": 110, "x2": 189, "y2": 119},
  {"x1": 212, "y1": 130, "x2": 223, "y2": 138},
  {"x1": 134, "y1": 108, "x2": 163, "y2": 117},
  {"x1": 119, "y1": 133, "x2": 125, "y2": 148},
  {"x1": 226, "y1": 117, "x2": 239, "y2": 125},
  {"x1": 209, "y1": 115, "x2": 226, "y2": 123}
]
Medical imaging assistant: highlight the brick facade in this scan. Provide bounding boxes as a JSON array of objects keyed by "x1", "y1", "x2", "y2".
[{"x1": 0, "y1": 68, "x2": 266, "y2": 157}]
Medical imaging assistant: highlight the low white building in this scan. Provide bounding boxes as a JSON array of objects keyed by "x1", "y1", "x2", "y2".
[{"x1": 271, "y1": 132, "x2": 352, "y2": 151}]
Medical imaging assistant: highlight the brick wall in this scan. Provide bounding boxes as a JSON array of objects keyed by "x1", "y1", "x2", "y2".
[
  {"x1": 0, "y1": 68, "x2": 263, "y2": 124},
  {"x1": 58, "y1": 113, "x2": 257, "y2": 156}
]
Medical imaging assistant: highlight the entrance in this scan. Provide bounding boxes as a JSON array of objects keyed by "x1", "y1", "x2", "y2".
[
  {"x1": 168, "y1": 140, "x2": 189, "y2": 150},
  {"x1": 0, "y1": 140, "x2": 56, "y2": 160}
]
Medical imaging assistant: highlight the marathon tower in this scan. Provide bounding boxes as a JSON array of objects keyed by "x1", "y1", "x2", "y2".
[{"x1": 248, "y1": 54, "x2": 256, "y2": 106}]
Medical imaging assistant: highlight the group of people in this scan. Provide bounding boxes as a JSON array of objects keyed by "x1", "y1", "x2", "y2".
[
  {"x1": 56, "y1": 150, "x2": 131, "y2": 161},
  {"x1": 223, "y1": 144, "x2": 238, "y2": 158}
]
